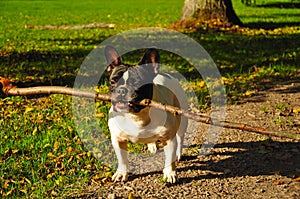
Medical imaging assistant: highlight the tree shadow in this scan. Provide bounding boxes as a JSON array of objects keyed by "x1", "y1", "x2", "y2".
[
  {"x1": 0, "y1": 34, "x2": 110, "y2": 87},
  {"x1": 237, "y1": 78, "x2": 300, "y2": 104},
  {"x1": 255, "y1": 2, "x2": 300, "y2": 8},
  {"x1": 177, "y1": 139, "x2": 300, "y2": 184},
  {"x1": 2, "y1": 31, "x2": 299, "y2": 104},
  {"x1": 1, "y1": 50, "x2": 84, "y2": 87},
  {"x1": 186, "y1": 32, "x2": 299, "y2": 74},
  {"x1": 191, "y1": 32, "x2": 299, "y2": 103},
  {"x1": 246, "y1": 22, "x2": 300, "y2": 29}
]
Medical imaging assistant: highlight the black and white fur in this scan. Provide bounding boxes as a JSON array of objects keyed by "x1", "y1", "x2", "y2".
[{"x1": 105, "y1": 46, "x2": 188, "y2": 183}]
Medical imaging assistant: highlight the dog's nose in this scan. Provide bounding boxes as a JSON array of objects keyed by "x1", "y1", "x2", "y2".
[{"x1": 115, "y1": 87, "x2": 128, "y2": 97}]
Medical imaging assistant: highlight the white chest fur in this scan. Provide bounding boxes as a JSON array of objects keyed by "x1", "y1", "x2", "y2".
[{"x1": 108, "y1": 106, "x2": 172, "y2": 143}]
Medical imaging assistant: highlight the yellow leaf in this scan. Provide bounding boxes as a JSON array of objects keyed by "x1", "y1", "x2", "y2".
[
  {"x1": 43, "y1": 143, "x2": 51, "y2": 149},
  {"x1": 85, "y1": 164, "x2": 92, "y2": 169},
  {"x1": 274, "y1": 180, "x2": 284, "y2": 185},
  {"x1": 245, "y1": 90, "x2": 255, "y2": 96},
  {"x1": 55, "y1": 176, "x2": 64, "y2": 185},
  {"x1": 47, "y1": 152, "x2": 54, "y2": 157},
  {"x1": 66, "y1": 146, "x2": 73, "y2": 153},
  {"x1": 12, "y1": 148, "x2": 19, "y2": 154},
  {"x1": 51, "y1": 190, "x2": 59, "y2": 197},
  {"x1": 198, "y1": 80, "x2": 205, "y2": 88},
  {"x1": 96, "y1": 112, "x2": 105, "y2": 118},
  {"x1": 4, "y1": 149, "x2": 10, "y2": 155},
  {"x1": 67, "y1": 126, "x2": 73, "y2": 132},
  {"x1": 105, "y1": 171, "x2": 113, "y2": 178},
  {"x1": 294, "y1": 176, "x2": 300, "y2": 182},
  {"x1": 47, "y1": 173, "x2": 55, "y2": 179},
  {"x1": 24, "y1": 177, "x2": 31, "y2": 184},
  {"x1": 68, "y1": 156, "x2": 73, "y2": 163},
  {"x1": 25, "y1": 107, "x2": 34, "y2": 113},
  {"x1": 128, "y1": 192, "x2": 136, "y2": 199},
  {"x1": 6, "y1": 189, "x2": 14, "y2": 196},
  {"x1": 68, "y1": 169, "x2": 75, "y2": 174},
  {"x1": 20, "y1": 189, "x2": 27, "y2": 194},
  {"x1": 293, "y1": 107, "x2": 300, "y2": 114},
  {"x1": 4, "y1": 180, "x2": 10, "y2": 189},
  {"x1": 258, "y1": 149, "x2": 268, "y2": 154},
  {"x1": 53, "y1": 142, "x2": 60, "y2": 151},
  {"x1": 32, "y1": 127, "x2": 38, "y2": 136},
  {"x1": 221, "y1": 76, "x2": 228, "y2": 82}
]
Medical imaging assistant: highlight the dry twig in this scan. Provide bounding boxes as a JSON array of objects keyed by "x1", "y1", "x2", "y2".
[
  {"x1": 24, "y1": 23, "x2": 115, "y2": 30},
  {"x1": 1, "y1": 78, "x2": 299, "y2": 140}
]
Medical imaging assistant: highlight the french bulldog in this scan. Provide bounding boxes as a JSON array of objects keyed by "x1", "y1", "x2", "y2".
[{"x1": 105, "y1": 46, "x2": 188, "y2": 183}]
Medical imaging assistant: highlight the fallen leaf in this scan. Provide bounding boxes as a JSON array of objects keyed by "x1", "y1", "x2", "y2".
[
  {"x1": 293, "y1": 107, "x2": 300, "y2": 114},
  {"x1": 12, "y1": 148, "x2": 19, "y2": 154},
  {"x1": 53, "y1": 141, "x2": 60, "y2": 151},
  {"x1": 67, "y1": 126, "x2": 73, "y2": 132},
  {"x1": 5, "y1": 188, "x2": 14, "y2": 196},
  {"x1": 128, "y1": 192, "x2": 136, "y2": 199},
  {"x1": 258, "y1": 149, "x2": 268, "y2": 154},
  {"x1": 20, "y1": 189, "x2": 27, "y2": 194},
  {"x1": 294, "y1": 176, "x2": 300, "y2": 182},
  {"x1": 96, "y1": 112, "x2": 105, "y2": 118},
  {"x1": 24, "y1": 177, "x2": 31, "y2": 184},
  {"x1": 67, "y1": 156, "x2": 73, "y2": 163},
  {"x1": 4, "y1": 180, "x2": 10, "y2": 189},
  {"x1": 274, "y1": 180, "x2": 284, "y2": 185},
  {"x1": 25, "y1": 107, "x2": 34, "y2": 113}
]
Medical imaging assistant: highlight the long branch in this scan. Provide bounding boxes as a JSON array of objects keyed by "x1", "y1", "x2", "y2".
[
  {"x1": 25, "y1": 23, "x2": 115, "y2": 30},
  {"x1": 1, "y1": 78, "x2": 299, "y2": 140}
]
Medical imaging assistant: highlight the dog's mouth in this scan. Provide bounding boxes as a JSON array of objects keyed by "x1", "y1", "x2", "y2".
[
  {"x1": 114, "y1": 101, "x2": 128, "y2": 110},
  {"x1": 112, "y1": 101, "x2": 142, "y2": 113}
]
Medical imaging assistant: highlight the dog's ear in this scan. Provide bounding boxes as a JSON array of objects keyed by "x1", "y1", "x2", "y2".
[
  {"x1": 105, "y1": 46, "x2": 123, "y2": 73},
  {"x1": 139, "y1": 48, "x2": 160, "y2": 74}
]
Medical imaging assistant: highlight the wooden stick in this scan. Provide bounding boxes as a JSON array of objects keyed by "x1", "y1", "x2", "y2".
[
  {"x1": 1, "y1": 78, "x2": 299, "y2": 140},
  {"x1": 25, "y1": 23, "x2": 115, "y2": 30},
  {"x1": 138, "y1": 99, "x2": 299, "y2": 139}
]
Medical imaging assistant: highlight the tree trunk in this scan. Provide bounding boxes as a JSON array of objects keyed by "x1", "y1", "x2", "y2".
[{"x1": 182, "y1": 0, "x2": 243, "y2": 26}]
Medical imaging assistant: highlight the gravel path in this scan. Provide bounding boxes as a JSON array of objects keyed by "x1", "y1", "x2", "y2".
[{"x1": 80, "y1": 82, "x2": 300, "y2": 198}]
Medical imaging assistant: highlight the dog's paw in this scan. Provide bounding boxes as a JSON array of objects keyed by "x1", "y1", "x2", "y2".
[
  {"x1": 163, "y1": 169, "x2": 177, "y2": 183},
  {"x1": 147, "y1": 143, "x2": 157, "y2": 154},
  {"x1": 112, "y1": 171, "x2": 128, "y2": 182}
]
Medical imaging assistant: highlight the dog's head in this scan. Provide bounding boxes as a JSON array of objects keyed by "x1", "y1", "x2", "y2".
[{"x1": 105, "y1": 46, "x2": 160, "y2": 113}]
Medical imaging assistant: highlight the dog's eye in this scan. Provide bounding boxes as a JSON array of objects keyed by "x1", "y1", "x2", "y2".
[
  {"x1": 111, "y1": 77, "x2": 121, "y2": 85},
  {"x1": 110, "y1": 79, "x2": 116, "y2": 85}
]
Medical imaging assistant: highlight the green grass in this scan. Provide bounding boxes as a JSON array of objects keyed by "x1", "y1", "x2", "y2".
[{"x1": 0, "y1": 0, "x2": 300, "y2": 197}]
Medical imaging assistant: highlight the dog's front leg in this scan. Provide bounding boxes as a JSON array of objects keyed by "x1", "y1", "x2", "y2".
[
  {"x1": 111, "y1": 136, "x2": 128, "y2": 182},
  {"x1": 163, "y1": 136, "x2": 178, "y2": 183}
]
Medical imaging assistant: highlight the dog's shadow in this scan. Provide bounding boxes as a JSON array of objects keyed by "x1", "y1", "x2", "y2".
[{"x1": 128, "y1": 139, "x2": 300, "y2": 185}]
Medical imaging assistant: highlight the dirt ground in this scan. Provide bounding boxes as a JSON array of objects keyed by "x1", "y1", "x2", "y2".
[{"x1": 80, "y1": 81, "x2": 300, "y2": 198}]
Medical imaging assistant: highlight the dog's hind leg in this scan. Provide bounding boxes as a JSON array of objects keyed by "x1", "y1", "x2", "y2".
[
  {"x1": 176, "y1": 132, "x2": 184, "y2": 161},
  {"x1": 176, "y1": 116, "x2": 188, "y2": 161}
]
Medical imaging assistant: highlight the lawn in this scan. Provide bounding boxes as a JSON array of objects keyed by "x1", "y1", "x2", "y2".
[{"x1": 0, "y1": 0, "x2": 299, "y2": 197}]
